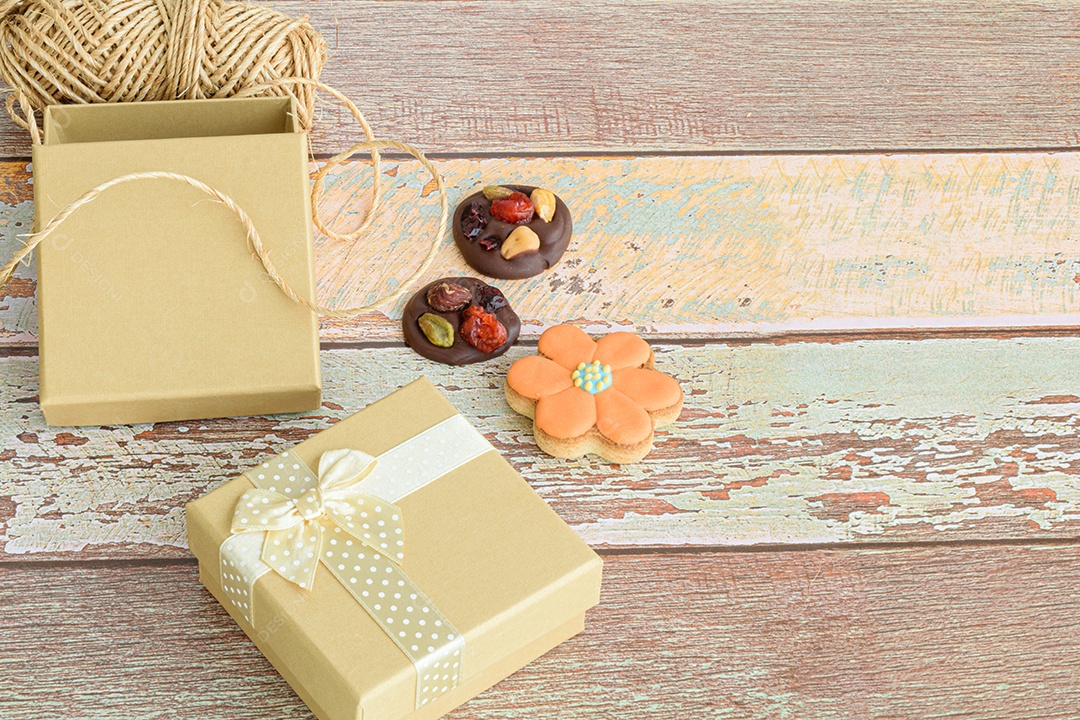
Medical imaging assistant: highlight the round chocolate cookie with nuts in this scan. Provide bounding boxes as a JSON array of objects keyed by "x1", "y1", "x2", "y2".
[
  {"x1": 403, "y1": 277, "x2": 521, "y2": 365},
  {"x1": 453, "y1": 184, "x2": 572, "y2": 279}
]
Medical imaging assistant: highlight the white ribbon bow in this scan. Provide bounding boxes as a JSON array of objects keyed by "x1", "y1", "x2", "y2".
[
  {"x1": 230, "y1": 448, "x2": 405, "y2": 590},
  {"x1": 219, "y1": 415, "x2": 494, "y2": 710}
]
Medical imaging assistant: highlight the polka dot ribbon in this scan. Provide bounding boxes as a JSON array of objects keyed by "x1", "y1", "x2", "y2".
[
  {"x1": 229, "y1": 448, "x2": 400, "y2": 590},
  {"x1": 217, "y1": 414, "x2": 493, "y2": 710}
]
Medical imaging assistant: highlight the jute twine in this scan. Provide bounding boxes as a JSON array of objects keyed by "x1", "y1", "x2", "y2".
[{"x1": 0, "y1": 0, "x2": 448, "y2": 317}]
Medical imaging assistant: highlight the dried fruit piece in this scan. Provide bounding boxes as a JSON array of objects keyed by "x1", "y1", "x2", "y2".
[
  {"x1": 530, "y1": 188, "x2": 556, "y2": 222},
  {"x1": 426, "y1": 281, "x2": 471, "y2": 312},
  {"x1": 418, "y1": 313, "x2": 454, "y2": 348},
  {"x1": 461, "y1": 304, "x2": 508, "y2": 353},
  {"x1": 460, "y1": 201, "x2": 488, "y2": 240},
  {"x1": 483, "y1": 185, "x2": 514, "y2": 201},
  {"x1": 478, "y1": 235, "x2": 502, "y2": 252},
  {"x1": 476, "y1": 284, "x2": 509, "y2": 313},
  {"x1": 490, "y1": 191, "x2": 535, "y2": 224},
  {"x1": 500, "y1": 226, "x2": 541, "y2": 259}
]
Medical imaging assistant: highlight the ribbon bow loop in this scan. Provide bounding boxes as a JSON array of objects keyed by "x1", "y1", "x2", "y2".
[
  {"x1": 230, "y1": 448, "x2": 403, "y2": 590},
  {"x1": 318, "y1": 448, "x2": 374, "y2": 491}
]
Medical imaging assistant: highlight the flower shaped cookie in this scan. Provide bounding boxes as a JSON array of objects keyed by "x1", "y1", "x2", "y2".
[{"x1": 505, "y1": 325, "x2": 683, "y2": 463}]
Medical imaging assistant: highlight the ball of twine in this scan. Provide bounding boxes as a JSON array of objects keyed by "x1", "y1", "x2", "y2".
[
  {"x1": 0, "y1": 0, "x2": 448, "y2": 318},
  {"x1": 0, "y1": 0, "x2": 326, "y2": 129}
]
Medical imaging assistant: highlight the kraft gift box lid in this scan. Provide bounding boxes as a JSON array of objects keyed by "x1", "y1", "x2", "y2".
[
  {"x1": 31, "y1": 96, "x2": 320, "y2": 426},
  {"x1": 186, "y1": 377, "x2": 603, "y2": 720}
]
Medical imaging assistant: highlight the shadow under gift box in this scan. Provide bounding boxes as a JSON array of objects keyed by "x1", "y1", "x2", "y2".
[
  {"x1": 186, "y1": 378, "x2": 603, "y2": 720},
  {"x1": 31, "y1": 96, "x2": 321, "y2": 426}
]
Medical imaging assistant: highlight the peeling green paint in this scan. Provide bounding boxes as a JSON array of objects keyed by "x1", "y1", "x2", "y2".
[{"x1": 2, "y1": 338, "x2": 1079, "y2": 555}]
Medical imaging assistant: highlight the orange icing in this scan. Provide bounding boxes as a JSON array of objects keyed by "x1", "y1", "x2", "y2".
[
  {"x1": 537, "y1": 324, "x2": 597, "y2": 369},
  {"x1": 592, "y1": 332, "x2": 651, "y2": 369},
  {"x1": 612, "y1": 367, "x2": 683, "y2": 411},
  {"x1": 507, "y1": 355, "x2": 572, "y2": 399},
  {"x1": 535, "y1": 387, "x2": 597, "y2": 439},
  {"x1": 508, "y1": 324, "x2": 681, "y2": 450},
  {"x1": 594, "y1": 388, "x2": 653, "y2": 446}
]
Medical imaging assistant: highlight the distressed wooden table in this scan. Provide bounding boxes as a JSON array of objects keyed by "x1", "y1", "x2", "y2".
[{"x1": 4, "y1": 2, "x2": 1080, "y2": 718}]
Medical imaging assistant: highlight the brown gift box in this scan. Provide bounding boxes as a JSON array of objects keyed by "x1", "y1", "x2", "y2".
[
  {"x1": 31, "y1": 96, "x2": 320, "y2": 426},
  {"x1": 186, "y1": 378, "x2": 603, "y2": 720}
]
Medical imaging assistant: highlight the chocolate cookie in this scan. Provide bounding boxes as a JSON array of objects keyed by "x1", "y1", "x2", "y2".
[
  {"x1": 453, "y1": 185, "x2": 572, "y2": 279},
  {"x1": 403, "y1": 277, "x2": 521, "y2": 365}
]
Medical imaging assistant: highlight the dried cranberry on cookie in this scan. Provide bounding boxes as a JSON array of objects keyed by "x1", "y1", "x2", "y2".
[
  {"x1": 403, "y1": 277, "x2": 520, "y2": 365},
  {"x1": 505, "y1": 325, "x2": 683, "y2": 463}
]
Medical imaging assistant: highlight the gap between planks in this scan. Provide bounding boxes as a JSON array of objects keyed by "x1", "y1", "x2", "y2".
[
  {"x1": 10, "y1": 324, "x2": 1080, "y2": 356},
  {"x1": 13, "y1": 145, "x2": 1080, "y2": 164},
  {"x1": 6, "y1": 534, "x2": 1080, "y2": 568}
]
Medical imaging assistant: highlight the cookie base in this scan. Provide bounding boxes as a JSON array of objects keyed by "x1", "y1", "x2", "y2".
[{"x1": 505, "y1": 379, "x2": 683, "y2": 464}]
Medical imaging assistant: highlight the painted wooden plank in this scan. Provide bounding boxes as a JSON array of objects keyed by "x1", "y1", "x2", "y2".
[
  {"x1": 4, "y1": 151, "x2": 1080, "y2": 344},
  {"x1": 4, "y1": 545, "x2": 1080, "y2": 718},
  {"x1": 0, "y1": 1, "x2": 1079, "y2": 156},
  {"x1": 4, "y1": 338, "x2": 1080, "y2": 559}
]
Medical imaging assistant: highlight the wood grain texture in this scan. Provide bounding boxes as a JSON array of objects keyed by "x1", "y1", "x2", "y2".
[
  {"x1": 4, "y1": 338, "x2": 1080, "y2": 559},
  {"x1": 3, "y1": 4, "x2": 1078, "y2": 717},
  {"x1": 4, "y1": 545, "x2": 1080, "y2": 719},
  {"x1": 6, "y1": 150, "x2": 1080, "y2": 343},
  {"x1": 0, "y1": 1, "x2": 1079, "y2": 156}
]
